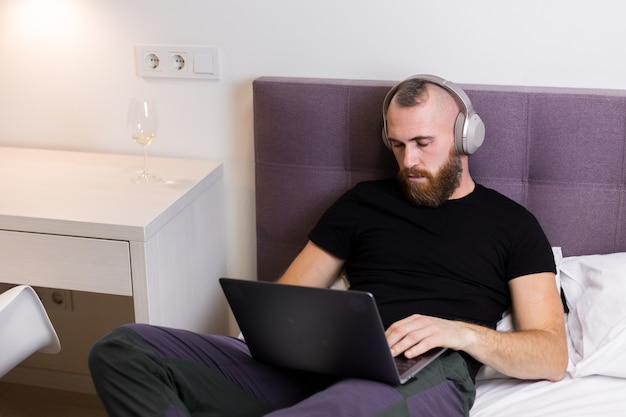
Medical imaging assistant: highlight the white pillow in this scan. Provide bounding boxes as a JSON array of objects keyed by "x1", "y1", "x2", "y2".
[{"x1": 559, "y1": 252, "x2": 626, "y2": 378}]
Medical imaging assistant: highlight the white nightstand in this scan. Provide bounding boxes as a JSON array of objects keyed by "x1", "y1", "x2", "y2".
[{"x1": 0, "y1": 147, "x2": 227, "y2": 335}]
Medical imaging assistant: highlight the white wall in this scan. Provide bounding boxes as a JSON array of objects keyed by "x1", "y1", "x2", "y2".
[{"x1": 1, "y1": 0, "x2": 625, "y2": 284}]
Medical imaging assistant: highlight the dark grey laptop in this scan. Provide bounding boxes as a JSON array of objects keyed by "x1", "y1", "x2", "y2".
[{"x1": 219, "y1": 277, "x2": 446, "y2": 385}]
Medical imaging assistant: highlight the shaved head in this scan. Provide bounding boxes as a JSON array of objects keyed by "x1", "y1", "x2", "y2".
[{"x1": 391, "y1": 81, "x2": 460, "y2": 130}]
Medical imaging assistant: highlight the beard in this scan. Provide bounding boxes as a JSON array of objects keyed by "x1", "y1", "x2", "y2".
[{"x1": 398, "y1": 149, "x2": 463, "y2": 208}]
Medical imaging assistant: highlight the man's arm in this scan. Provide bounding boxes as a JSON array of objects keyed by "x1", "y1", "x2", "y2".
[
  {"x1": 386, "y1": 272, "x2": 568, "y2": 381},
  {"x1": 277, "y1": 240, "x2": 345, "y2": 288}
]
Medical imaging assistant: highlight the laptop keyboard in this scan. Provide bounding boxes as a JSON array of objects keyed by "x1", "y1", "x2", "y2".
[{"x1": 394, "y1": 356, "x2": 420, "y2": 373}]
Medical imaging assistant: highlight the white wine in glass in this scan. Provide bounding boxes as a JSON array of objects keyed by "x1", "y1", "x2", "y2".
[{"x1": 127, "y1": 97, "x2": 159, "y2": 183}]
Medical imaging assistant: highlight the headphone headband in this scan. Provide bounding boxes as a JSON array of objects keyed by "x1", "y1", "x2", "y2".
[{"x1": 381, "y1": 74, "x2": 485, "y2": 155}]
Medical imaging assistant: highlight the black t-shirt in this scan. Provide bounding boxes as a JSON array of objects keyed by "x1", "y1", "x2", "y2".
[{"x1": 308, "y1": 180, "x2": 555, "y2": 377}]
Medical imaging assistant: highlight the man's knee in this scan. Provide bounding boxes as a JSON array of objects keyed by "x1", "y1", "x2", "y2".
[{"x1": 89, "y1": 325, "x2": 149, "y2": 378}]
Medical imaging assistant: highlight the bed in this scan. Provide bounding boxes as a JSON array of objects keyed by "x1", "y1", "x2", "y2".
[{"x1": 252, "y1": 76, "x2": 626, "y2": 415}]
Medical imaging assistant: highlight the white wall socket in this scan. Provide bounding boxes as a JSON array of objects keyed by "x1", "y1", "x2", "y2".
[{"x1": 136, "y1": 45, "x2": 220, "y2": 80}]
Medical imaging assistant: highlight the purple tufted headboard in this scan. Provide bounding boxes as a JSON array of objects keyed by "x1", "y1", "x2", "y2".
[{"x1": 253, "y1": 76, "x2": 626, "y2": 281}]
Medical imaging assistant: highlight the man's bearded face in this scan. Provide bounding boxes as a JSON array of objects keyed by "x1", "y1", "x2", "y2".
[{"x1": 398, "y1": 148, "x2": 462, "y2": 208}]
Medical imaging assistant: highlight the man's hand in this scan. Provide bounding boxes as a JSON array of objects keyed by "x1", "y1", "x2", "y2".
[{"x1": 386, "y1": 314, "x2": 468, "y2": 359}]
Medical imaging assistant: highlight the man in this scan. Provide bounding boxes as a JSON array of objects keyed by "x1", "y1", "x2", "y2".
[{"x1": 89, "y1": 75, "x2": 567, "y2": 417}]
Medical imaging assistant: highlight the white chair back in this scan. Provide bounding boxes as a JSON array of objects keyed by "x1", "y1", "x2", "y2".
[{"x1": 0, "y1": 285, "x2": 61, "y2": 378}]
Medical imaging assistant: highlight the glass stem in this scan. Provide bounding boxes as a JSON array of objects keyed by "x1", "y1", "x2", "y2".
[{"x1": 142, "y1": 145, "x2": 149, "y2": 176}]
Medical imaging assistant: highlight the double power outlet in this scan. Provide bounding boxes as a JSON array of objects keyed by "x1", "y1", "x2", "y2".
[{"x1": 136, "y1": 45, "x2": 220, "y2": 80}]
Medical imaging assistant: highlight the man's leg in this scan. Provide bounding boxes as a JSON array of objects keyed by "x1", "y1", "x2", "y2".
[
  {"x1": 265, "y1": 351, "x2": 476, "y2": 417},
  {"x1": 88, "y1": 324, "x2": 336, "y2": 417}
]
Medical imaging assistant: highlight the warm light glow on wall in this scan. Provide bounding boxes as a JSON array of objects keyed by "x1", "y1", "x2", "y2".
[{"x1": 12, "y1": 0, "x2": 82, "y2": 43}]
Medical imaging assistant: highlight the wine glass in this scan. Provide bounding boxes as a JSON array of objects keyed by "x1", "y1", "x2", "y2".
[{"x1": 127, "y1": 97, "x2": 159, "y2": 183}]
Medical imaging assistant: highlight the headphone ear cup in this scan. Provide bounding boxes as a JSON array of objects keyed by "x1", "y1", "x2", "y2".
[
  {"x1": 464, "y1": 114, "x2": 485, "y2": 155},
  {"x1": 453, "y1": 112, "x2": 485, "y2": 155},
  {"x1": 453, "y1": 112, "x2": 466, "y2": 154}
]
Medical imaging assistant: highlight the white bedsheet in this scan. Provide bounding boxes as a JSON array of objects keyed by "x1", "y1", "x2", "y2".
[{"x1": 471, "y1": 374, "x2": 626, "y2": 417}]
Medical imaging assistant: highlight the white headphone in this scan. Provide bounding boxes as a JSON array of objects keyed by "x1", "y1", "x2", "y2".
[{"x1": 382, "y1": 74, "x2": 485, "y2": 155}]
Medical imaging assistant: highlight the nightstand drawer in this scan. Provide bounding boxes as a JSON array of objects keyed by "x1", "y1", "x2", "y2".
[{"x1": 0, "y1": 230, "x2": 132, "y2": 295}]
